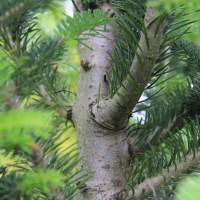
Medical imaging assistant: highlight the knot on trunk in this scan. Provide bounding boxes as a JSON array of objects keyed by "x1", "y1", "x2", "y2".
[{"x1": 91, "y1": 99, "x2": 128, "y2": 131}]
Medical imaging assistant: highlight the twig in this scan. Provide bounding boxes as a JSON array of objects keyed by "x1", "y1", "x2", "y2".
[
  {"x1": 71, "y1": 0, "x2": 80, "y2": 12},
  {"x1": 38, "y1": 85, "x2": 73, "y2": 122}
]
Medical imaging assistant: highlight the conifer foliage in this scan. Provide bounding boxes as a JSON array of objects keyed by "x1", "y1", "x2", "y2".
[{"x1": 1, "y1": 0, "x2": 200, "y2": 200}]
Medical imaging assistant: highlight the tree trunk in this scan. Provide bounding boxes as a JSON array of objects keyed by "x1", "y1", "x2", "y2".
[
  {"x1": 72, "y1": 25, "x2": 129, "y2": 200},
  {"x1": 72, "y1": 6, "x2": 164, "y2": 200}
]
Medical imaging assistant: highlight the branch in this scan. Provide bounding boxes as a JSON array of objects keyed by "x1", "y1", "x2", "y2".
[
  {"x1": 31, "y1": 144, "x2": 65, "y2": 200},
  {"x1": 92, "y1": 9, "x2": 165, "y2": 130},
  {"x1": 128, "y1": 110, "x2": 196, "y2": 158},
  {"x1": 72, "y1": 0, "x2": 80, "y2": 12},
  {"x1": 128, "y1": 112, "x2": 186, "y2": 156},
  {"x1": 129, "y1": 150, "x2": 200, "y2": 200},
  {"x1": 38, "y1": 85, "x2": 73, "y2": 122}
]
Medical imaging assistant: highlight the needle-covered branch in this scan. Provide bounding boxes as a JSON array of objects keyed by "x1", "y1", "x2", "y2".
[
  {"x1": 128, "y1": 112, "x2": 186, "y2": 157},
  {"x1": 92, "y1": 9, "x2": 165, "y2": 130},
  {"x1": 129, "y1": 149, "x2": 200, "y2": 199}
]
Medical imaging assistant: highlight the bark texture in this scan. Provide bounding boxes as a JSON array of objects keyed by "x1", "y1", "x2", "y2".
[
  {"x1": 73, "y1": 25, "x2": 129, "y2": 200},
  {"x1": 92, "y1": 9, "x2": 164, "y2": 130},
  {"x1": 72, "y1": 6, "x2": 164, "y2": 200}
]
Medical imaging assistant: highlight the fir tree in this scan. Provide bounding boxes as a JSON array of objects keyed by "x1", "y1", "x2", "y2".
[{"x1": 1, "y1": 0, "x2": 200, "y2": 200}]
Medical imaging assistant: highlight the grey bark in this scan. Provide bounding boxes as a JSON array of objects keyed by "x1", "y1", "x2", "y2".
[
  {"x1": 73, "y1": 25, "x2": 129, "y2": 200},
  {"x1": 72, "y1": 7, "x2": 164, "y2": 200},
  {"x1": 92, "y1": 9, "x2": 164, "y2": 130}
]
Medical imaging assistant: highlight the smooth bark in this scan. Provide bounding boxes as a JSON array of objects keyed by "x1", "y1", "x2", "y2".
[
  {"x1": 72, "y1": 5, "x2": 165, "y2": 200},
  {"x1": 92, "y1": 9, "x2": 164, "y2": 130},
  {"x1": 73, "y1": 25, "x2": 129, "y2": 200}
]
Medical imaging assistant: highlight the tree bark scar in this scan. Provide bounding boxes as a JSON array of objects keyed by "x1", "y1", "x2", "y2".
[
  {"x1": 103, "y1": 74, "x2": 107, "y2": 83},
  {"x1": 100, "y1": 3, "x2": 116, "y2": 18},
  {"x1": 81, "y1": 59, "x2": 93, "y2": 71}
]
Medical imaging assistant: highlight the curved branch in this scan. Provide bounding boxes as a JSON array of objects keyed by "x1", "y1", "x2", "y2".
[{"x1": 92, "y1": 9, "x2": 165, "y2": 130}]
